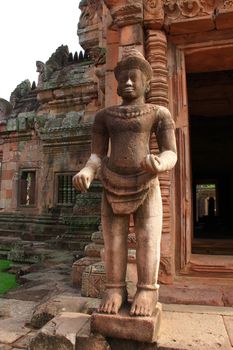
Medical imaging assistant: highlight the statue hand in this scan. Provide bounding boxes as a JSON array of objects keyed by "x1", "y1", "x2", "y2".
[
  {"x1": 72, "y1": 167, "x2": 95, "y2": 192},
  {"x1": 140, "y1": 154, "x2": 164, "y2": 174}
]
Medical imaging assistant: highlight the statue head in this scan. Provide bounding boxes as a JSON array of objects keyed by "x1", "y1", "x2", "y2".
[{"x1": 114, "y1": 49, "x2": 153, "y2": 101}]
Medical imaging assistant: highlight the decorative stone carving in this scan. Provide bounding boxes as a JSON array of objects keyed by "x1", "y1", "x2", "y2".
[
  {"x1": 36, "y1": 61, "x2": 45, "y2": 88},
  {"x1": 89, "y1": 47, "x2": 106, "y2": 65},
  {"x1": 146, "y1": 30, "x2": 168, "y2": 107},
  {"x1": 0, "y1": 98, "x2": 12, "y2": 124},
  {"x1": 78, "y1": 0, "x2": 103, "y2": 29},
  {"x1": 223, "y1": 0, "x2": 233, "y2": 8},
  {"x1": 10, "y1": 80, "x2": 31, "y2": 108},
  {"x1": 143, "y1": 0, "x2": 164, "y2": 28},
  {"x1": 164, "y1": 0, "x2": 217, "y2": 23},
  {"x1": 104, "y1": 0, "x2": 143, "y2": 27},
  {"x1": 37, "y1": 45, "x2": 69, "y2": 84}
]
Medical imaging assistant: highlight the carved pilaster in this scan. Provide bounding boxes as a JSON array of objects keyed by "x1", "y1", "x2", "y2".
[
  {"x1": 145, "y1": 30, "x2": 173, "y2": 283},
  {"x1": 146, "y1": 30, "x2": 169, "y2": 107}
]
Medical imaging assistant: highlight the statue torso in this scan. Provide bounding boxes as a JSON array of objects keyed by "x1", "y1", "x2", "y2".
[{"x1": 104, "y1": 104, "x2": 158, "y2": 174}]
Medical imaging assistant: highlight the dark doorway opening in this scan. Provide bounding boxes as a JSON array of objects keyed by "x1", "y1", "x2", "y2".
[{"x1": 187, "y1": 70, "x2": 233, "y2": 255}]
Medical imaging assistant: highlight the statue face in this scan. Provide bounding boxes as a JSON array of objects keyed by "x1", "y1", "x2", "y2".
[{"x1": 117, "y1": 68, "x2": 148, "y2": 101}]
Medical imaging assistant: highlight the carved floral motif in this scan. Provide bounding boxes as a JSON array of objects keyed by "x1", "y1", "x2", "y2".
[
  {"x1": 144, "y1": 0, "x2": 161, "y2": 11},
  {"x1": 223, "y1": 0, "x2": 233, "y2": 8},
  {"x1": 163, "y1": 0, "x2": 217, "y2": 20}
]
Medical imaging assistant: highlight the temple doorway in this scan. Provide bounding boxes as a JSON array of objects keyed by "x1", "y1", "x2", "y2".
[{"x1": 187, "y1": 70, "x2": 233, "y2": 255}]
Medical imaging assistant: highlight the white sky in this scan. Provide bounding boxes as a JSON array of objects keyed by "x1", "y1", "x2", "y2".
[{"x1": 0, "y1": 0, "x2": 81, "y2": 101}]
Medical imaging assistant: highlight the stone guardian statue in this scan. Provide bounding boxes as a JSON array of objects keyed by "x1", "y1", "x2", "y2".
[{"x1": 73, "y1": 49, "x2": 177, "y2": 317}]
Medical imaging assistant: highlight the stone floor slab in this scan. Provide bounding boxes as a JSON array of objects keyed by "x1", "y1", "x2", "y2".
[
  {"x1": 158, "y1": 311, "x2": 232, "y2": 350},
  {"x1": 0, "y1": 318, "x2": 31, "y2": 344},
  {"x1": 223, "y1": 316, "x2": 233, "y2": 347},
  {"x1": 0, "y1": 345, "x2": 12, "y2": 350},
  {"x1": 12, "y1": 331, "x2": 37, "y2": 349},
  {"x1": 0, "y1": 299, "x2": 36, "y2": 319},
  {"x1": 160, "y1": 285, "x2": 224, "y2": 306},
  {"x1": 91, "y1": 303, "x2": 162, "y2": 343},
  {"x1": 163, "y1": 303, "x2": 233, "y2": 316}
]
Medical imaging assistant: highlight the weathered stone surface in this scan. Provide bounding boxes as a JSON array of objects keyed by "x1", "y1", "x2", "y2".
[
  {"x1": 107, "y1": 338, "x2": 157, "y2": 350},
  {"x1": 159, "y1": 285, "x2": 224, "y2": 306},
  {"x1": 91, "y1": 303, "x2": 162, "y2": 343},
  {"x1": 0, "y1": 299, "x2": 36, "y2": 319},
  {"x1": 223, "y1": 289, "x2": 233, "y2": 307},
  {"x1": 76, "y1": 334, "x2": 110, "y2": 350},
  {"x1": 29, "y1": 312, "x2": 90, "y2": 350},
  {"x1": 216, "y1": 9, "x2": 233, "y2": 30},
  {"x1": 0, "y1": 345, "x2": 12, "y2": 350},
  {"x1": 0, "y1": 299, "x2": 36, "y2": 344},
  {"x1": 11, "y1": 331, "x2": 37, "y2": 349},
  {"x1": 0, "y1": 318, "x2": 31, "y2": 344},
  {"x1": 223, "y1": 316, "x2": 233, "y2": 347},
  {"x1": 31, "y1": 295, "x2": 100, "y2": 328},
  {"x1": 158, "y1": 311, "x2": 232, "y2": 350}
]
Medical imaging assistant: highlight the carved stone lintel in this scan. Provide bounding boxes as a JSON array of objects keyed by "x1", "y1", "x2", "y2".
[{"x1": 164, "y1": 0, "x2": 217, "y2": 26}]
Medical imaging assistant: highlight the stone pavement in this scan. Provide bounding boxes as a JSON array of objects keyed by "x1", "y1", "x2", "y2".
[
  {"x1": 0, "y1": 298, "x2": 232, "y2": 350},
  {"x1": 0, "y1": 250, "x2": 232, "y2": 349}
]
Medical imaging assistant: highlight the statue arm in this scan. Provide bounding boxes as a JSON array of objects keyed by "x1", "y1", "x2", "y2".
[
  {"x1": 141, "y1": 106, "x2": 177, "y2": 174},
  {"x1": 73, "y1": 111, "x2": 109, "y2": 192},
  {"x1": 155, "y1": 106, "x2": 177, "y2": 171}
]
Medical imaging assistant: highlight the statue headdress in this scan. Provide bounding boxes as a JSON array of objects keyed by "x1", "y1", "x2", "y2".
[{"x1": 114, "y1": 48, "x2": 153, "y2": 81}]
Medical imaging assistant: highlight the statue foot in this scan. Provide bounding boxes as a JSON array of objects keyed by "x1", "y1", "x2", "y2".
[
  {"x1": 98, "y1": 287, "x2": 127, "y2": 314},
  {"x1": 130, "y1": 289, "x2": 158, "y2": 317}
]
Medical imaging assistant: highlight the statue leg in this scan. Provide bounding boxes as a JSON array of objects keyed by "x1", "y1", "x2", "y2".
[
  {"x1": 130, "y1": 180, "x2": 162, "y2": 316},
  {"x1": 99, "y1": 191, "x2": 129, "y2": 314}
]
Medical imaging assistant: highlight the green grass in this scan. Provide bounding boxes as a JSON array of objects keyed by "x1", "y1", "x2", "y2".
[{"x1": 0, "y1": 259, "x2": 18, "y2": 294}]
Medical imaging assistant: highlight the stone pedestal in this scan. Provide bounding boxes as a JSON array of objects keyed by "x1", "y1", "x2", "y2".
[{"x1": 91, "y1": 303, "x2": 162, "y2": 343}]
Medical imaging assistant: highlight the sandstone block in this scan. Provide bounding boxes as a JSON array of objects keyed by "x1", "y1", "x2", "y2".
[
  {"x1": 91, "y1": 303, "x2": 162, "y2": 343},
  {"x1": 84, "y1": 243, "x2": 103, "y2": 258},
  {"x1": 106, "y1": 43, "x2": 119, "y2": 71},
  {"x1": 120, "y1": 24, "x2": 143, "y2": 46},
  {"x1": 29, "y1": 312, "x2": 90, "y2": 350},
  {"x1": 72, "y1": 257, "x2": 99, "y2": 287},
  {"x1": 216, "y1": 9, "x2": 233, "y2": 30},
  {"x1": 81, "y1": 262, "x2": 106, "y2": 298},
  {"x1": 106, "y1": 29, "x2": 119, "y2": 45},
  {"x1": 170, "y1": 15, "x2": 215, "y2": 35}
]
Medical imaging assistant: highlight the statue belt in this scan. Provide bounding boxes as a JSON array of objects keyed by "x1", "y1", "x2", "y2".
[{"x1": 100, "y1": 158, "x2": 156, "y2": 214}]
